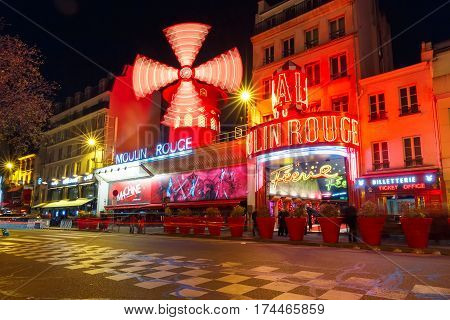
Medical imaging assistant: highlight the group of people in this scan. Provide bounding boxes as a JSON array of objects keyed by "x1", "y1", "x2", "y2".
[
  {"x1": 129, "y1": 215, "x2": 146, "y2": 234},
  {"x1": 251, "y1": 203, "x2": 359, "y2": 243}
]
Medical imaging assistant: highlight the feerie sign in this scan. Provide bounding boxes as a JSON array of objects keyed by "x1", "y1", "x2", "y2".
[
  {"x1": 246, "y1": 113, "x2": 359, "y2": 157},
  {"x1": 115, "y1": 137, "x2": 192, "y2": 165}
]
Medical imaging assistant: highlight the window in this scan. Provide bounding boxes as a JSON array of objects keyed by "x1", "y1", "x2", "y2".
[
  {"x1": 198, "y1": 114, "x2": 206, "y2": 127},
  {"x1": 305, "y1": 62, "x2": 320, "y2": 86},
  {"x1": 81, "y1": 184, "x2": 96, "y2": 199},
  {"x1": 86, "y1": 159, "x2": 93, "y2": 173},
  {"x1": 58, "y1": 148, "x2": 63, "y2": 161},
  {"x1": 67, "y1": 145, "x2": 72, "y2": 158},
  {"x1": 309, "y1": 100, "x2": 321, "y2": 112},
  {"x1": 54, "y1": 166, "x2": 60, "y2": 178},
  {"x1": 305, "y1": 28, "x2": 319, "y2": 49},
  {"x1": 210, "y1": 118, "x2": 217, "y2": 131},
  {"x1": 329, "y1": 17, "x2": 345, "y2": 40},
  {"x1": 76, "y1": 144, "x2": 82, "y2": 156},
  {"x1": 184, "y1": 114, "x2": 193, "y2": 126},
  {"x1": 330, "y1": 54, "x2": 347, "y2": 79},
  {"x1": 399, "y1": 86, "x2": 419, "y2": 115},
  {"x1": 369, "y1": 93, "x2": 386, "y2": 121},
  {"x1": 331, "y1": 95, "x2": 348, "y2": 112},
  {"x1": 263, "y1": 79, "x2": 272, "y2": 99},
  {"x1": 68, "y1": 186, "x2": 79, "y2": 200},
  {"x1": 403, "y1": 137, "x2": 423, "y2": 167},
  {"x1": 372, "y1": 142, "x2": 389, "y2": 170},
  {"x1": 282, "y1": 37, "x2": 294, "y2": 57},
  {"x1": 264, "y1": 46, "x2": 274, "y2": 65},
  {"x1": 73, "y1": 161, "x2": 81, "y2": 176}
]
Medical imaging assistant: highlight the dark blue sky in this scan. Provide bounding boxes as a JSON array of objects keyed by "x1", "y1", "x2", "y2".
[{"x1": 1, "y1": 0, "x2": 449, "y2": 99}]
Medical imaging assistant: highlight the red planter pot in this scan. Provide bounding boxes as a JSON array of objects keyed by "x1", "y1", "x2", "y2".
[
  {"x1": 88, "y1": 219, "x2": 98, "y2": 230},
  {"x1": 163, "y1": 217, "x2": 177, "y2": 234},
  {"x1": 286, "y1": 217, "x2": 307, "y2": 241},
  {"x1": 207, "y1": 217, "x2": 223, "y2": 236},
  {"x1": 256, "y1": 217, "x2": 275, "y2": 239},
  {"x1": 401, "y1": 217, "x2": 432, "y2": 249},
  {"x1": 77, "y1": 219, "x2": 86, "y2": 230},
  {"x1": 192, "y1": 217, "x2": 206, "y2": 235},
  {"x1": 178, "y1": 217, "x2": 192, "y2": 235},
  {"x1": 318, "y1": 217, "x2": 342, "y2": 243},
  {"x1": 358, "y1": 216, "x2": 386, "y2": 246},
  {"x1": 228, "y1": 216, "x2": 245, "y2": 237}
]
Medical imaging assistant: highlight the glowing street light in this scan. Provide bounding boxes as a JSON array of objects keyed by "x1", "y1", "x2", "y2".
[
  {"x1": 5, "y1": 162, "x2": 13, "y2": 170},
  {"x1": 86, "y1": 137, "x2": 97, "y2": 147}
]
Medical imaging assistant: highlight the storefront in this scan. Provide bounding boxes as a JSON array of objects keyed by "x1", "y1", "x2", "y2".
[
  {"x1": 41, "y1": 174, "x2": 97, "y2": 222},
  {"x1": 356, "y1": 170, "x2": 443, "y2": 218},
  {"x1": 96, "y1": 138, "x2": 248, "y2": 215}
]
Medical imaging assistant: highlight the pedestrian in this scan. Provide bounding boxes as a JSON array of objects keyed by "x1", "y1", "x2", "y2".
[
  {"x1": 306, "y1": 206, "x2": 314, "y2": 231},
  {"x1": 343, "y1": 205, "x2": 358, "y2": 243},
  {"x1": 278, "y1": 210, "x2": 287, "y2": 236},
  {"x1": 129, "y1": 214, "x2": 137, "y2": 234},
  {"x1": 251, "y1": 211, "x2": 258, "y2": 236}
]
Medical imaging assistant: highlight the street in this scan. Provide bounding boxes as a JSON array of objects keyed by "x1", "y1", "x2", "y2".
[{"x1": 0, "y1": 229, "x2": 449, "y2": 300}]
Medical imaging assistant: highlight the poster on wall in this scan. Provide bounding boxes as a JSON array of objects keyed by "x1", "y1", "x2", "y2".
[
  {"x1": 268, "y1": 157, "x2": 348, "y2": 200},
  {"x1": 151, "y1": 165, "x2": 247, "y2": 203},
  {"x1": 108, "y1": 178, "x2": 152, "y2": 205}
]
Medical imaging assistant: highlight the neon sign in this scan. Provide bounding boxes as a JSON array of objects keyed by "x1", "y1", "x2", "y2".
[
  {"x1": 357, "y1": 172, "x2": 438, "y2": 192},
  {"x1": 115, "y1": 137, "x2": 193, "y2": 165},
  {"x1": 246, "y1": 113, "x2": 359, "y2": 157},
  {"x1": 271, "y1": 61, "x2": 308, "y2": 119},
  {"x1": 116, "y1": 184, "x2": 142, "y2": 201},
  {"x1": 270, "y1": 164, "x2": 339, "y2": 188}
]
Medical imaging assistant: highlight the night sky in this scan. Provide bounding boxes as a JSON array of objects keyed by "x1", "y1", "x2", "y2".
[{"x1": 1, "y1": 0, "x2": 449, "y2": 100}]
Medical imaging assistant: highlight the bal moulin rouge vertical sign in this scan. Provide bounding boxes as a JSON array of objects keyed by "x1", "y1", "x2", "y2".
[{"x1": 247, "y1": 61, "x2": 359, "y2": 157}]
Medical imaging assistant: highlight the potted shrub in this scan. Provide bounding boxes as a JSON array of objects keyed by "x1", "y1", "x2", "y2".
[
  {"x1": 286, "y1": 203, "x2": 307, "y2": 241},
  {"x1": 228, "y1": 205, "x2": 246, "y2": 237},
  {"x1": 400, "y1": 203, "x2": 432, "y2": 249},
  {"x1": 318, "y1": 204, "x2": 342, "y2": 243},
  {"x1": 205, "y1": 207, "x2": 222, "y2": 236},
  {"x1": 163, "y1": 207, "x2": 177, "y2": 234},
  {"x1": 192, "y1": 211, "x2": 206, "y2": 235},
  {"x1": 357, "y1": 201, "x2": 386, "y2": 246},
  {"x1": 177, "y1": 208, "x2": 192, "y2": 235},
  {"x1": 256, "y1": 207, "x2": 275, "y2": 239}
]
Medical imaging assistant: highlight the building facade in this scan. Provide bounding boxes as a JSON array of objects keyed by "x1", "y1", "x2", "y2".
[
  {"x1": 33, "y1": 76, "x2": 117, "y2": 222},
  {"x1": 356, "y1": 58, "x2": 444, "y2": 216},
  {"x1": 432, "y1": 40, "x2": 450, "y2": 212},
  {"x1": 247, "y1": 0, "x2": 393, "y2": 216}
]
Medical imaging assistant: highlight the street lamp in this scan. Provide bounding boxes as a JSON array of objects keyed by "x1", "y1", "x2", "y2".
[
  {"x1": 5, "y1": 162, "x2": 13, "y2": 170},
  {"x1": 86, "y1": 137, "x2": 97, "y2": 147}
]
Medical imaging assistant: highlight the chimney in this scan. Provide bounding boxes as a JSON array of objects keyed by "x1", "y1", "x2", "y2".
[
  {"x1": 421, "y1": 41, "x2": 433, "y2": 62},
  {"x1": 258, "y1": 0, "x2": 269, "y2": 14}
]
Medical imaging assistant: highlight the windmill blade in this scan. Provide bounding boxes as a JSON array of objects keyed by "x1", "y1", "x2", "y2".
[
  {"x1": 194, "y1": 47, "x2": 243, "y2": 93},
  {"x1": 132, "y1": 56, "x2": 179, "y2": 98},
  {"x1": 162, "y1": 80, "x2": 204, "y2": 128},
  {"x1": 163, "y1": 23, "x2": 211, "y2": 67}
]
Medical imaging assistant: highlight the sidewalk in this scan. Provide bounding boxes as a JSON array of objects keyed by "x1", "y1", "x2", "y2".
[{"x1": 50, "y1": 225, "x2": 450, "y2": 256}]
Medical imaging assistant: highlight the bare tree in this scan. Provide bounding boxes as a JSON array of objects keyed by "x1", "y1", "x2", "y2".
[{"x1": 0, "y1": 21, "x2": 57, "y2": 158}]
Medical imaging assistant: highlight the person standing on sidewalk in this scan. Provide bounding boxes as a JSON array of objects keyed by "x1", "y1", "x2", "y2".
[
  {"x1": 129, "y1": 214, "x2": 137, "y2": 234},
  {"x1": 343, "y1": 205, "x2": 358, "y2": 243},
  {"x1": 251, "y1": 211, "x2": 258, "y2": 236}
]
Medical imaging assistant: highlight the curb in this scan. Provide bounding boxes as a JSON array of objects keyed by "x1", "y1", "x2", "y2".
[{"x1": 43, "y1": 227, "x2": 450, "y2": 256}]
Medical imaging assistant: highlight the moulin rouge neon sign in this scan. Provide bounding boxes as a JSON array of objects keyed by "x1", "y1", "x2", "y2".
[
  {"x1": 246, "y1": 113, "x2": 359, "y2": 157},
  {"x1": 115, "y1": 137, "x2": 193, "y2": 165}
]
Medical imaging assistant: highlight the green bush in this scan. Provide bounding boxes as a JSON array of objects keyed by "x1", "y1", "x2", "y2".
[
  {"x1": 230, "y1": 205, "x2": 245, "y2": 218},
  {"x1": 205, "y1": 207, "x2": 220, "y2": 217},
  {"x1": 319, "y1": 203, "x2": 339, "y2": 217}
]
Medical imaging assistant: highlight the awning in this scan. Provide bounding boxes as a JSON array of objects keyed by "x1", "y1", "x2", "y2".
[
  {"x1": 42, "y1": 198, "x2": 94, "y2": 209},
  {"x1": 167, "y1": 199, "x2": 244, "y2": 208},
  {"x1": 104, "y1": 203, "x2": 163, "y2": 211},
  {"x1": 32, "y1": 203, "x2": 47, "y2": 208},
  {"x1": 7, "y1": 186, "x2": 23, "y2": 193}
]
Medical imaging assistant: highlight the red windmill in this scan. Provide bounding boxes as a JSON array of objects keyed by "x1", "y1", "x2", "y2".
[{"x1": 132, "y1": 22, "x2": 243, "y2": 147}]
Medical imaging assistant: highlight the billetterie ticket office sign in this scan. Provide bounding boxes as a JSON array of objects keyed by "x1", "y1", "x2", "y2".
[
  {"x1": 246, "y1": 112, "x2": 359, "y2": 157},
  {"x1": 115, "y1": 137, "x2": 193, "y2": 165}
]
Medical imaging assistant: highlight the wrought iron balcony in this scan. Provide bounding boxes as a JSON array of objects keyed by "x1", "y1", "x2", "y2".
[{"x1": 254, "y1": 0, "x2": 332, "y2": 35}]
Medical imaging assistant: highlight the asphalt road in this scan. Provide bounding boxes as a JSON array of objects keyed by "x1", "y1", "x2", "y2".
[{"x1": 0, "y1": 229, "x2": 449, "y2": 300}]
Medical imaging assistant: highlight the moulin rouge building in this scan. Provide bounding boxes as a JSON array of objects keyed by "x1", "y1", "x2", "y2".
[{"x1": 94, "y1": 0, "x2": 447, "y2": 223}]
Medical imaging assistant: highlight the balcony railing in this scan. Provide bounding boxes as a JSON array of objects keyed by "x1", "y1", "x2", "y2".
[
  {"x1": 305, "y1": 39, "x2": 319, "y2": 49},
  {"x1": 373, "y1": 161, "x2": 390, "y2": 171},
  {"x1": 282, "y1": 48, "x2": 295, "y2": 58},
  {"x1": 404, "y1": 157, "x2": 423, "y2": 167},
  {"x1": 399, "y1": 105, "x2": 420, "y2": 116},
  {"x1": 214, "y1": 125, "x2": 248, "y2": 143},
  {"x1": 329, "y1": 29, "x2": 346, "y2": 40},
  {"x1": 254, "y1": 0, "x2": 332, "y2": 35},
  {"x1": 369, "y1": 112, "x2": 387, "y2": 121},
  {"x1": 263, "y1": 56, "x2": 275, "y2": 65}
]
